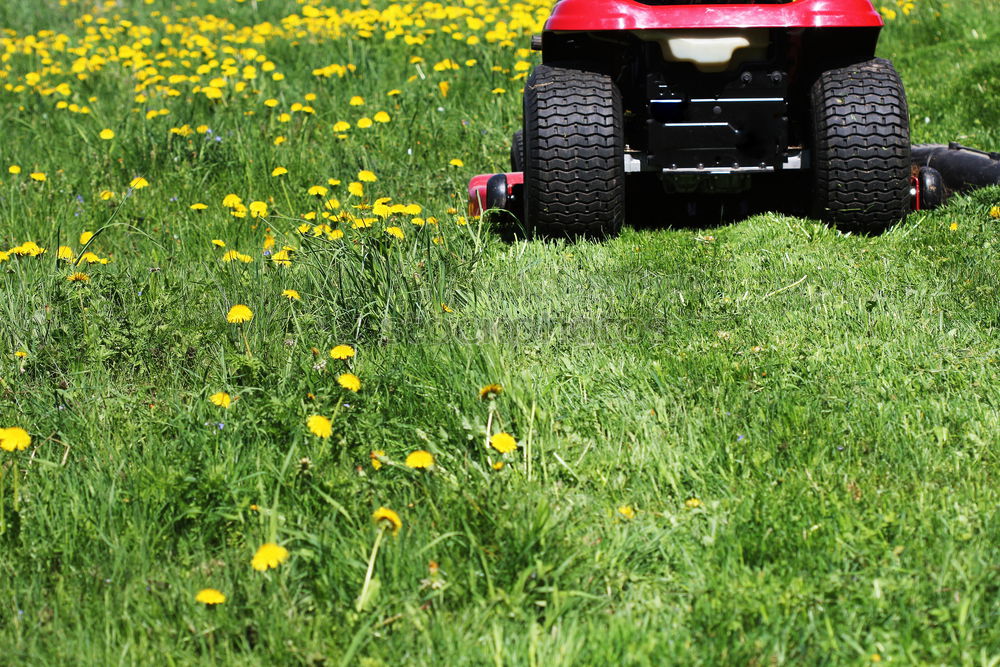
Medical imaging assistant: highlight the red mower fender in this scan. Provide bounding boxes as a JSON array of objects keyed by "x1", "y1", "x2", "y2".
[{"x1": 544, "y1": 0, "x2": 884, "y2": 31}]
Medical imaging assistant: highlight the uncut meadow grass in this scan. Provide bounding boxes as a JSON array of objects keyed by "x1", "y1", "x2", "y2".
[{"x1": 2, "y1": 0, "x2": 1000, "y2": 664}]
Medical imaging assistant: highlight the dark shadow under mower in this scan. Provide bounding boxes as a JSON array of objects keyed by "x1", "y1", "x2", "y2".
[{"x1": 469, "y1": 142, "x2": 1000, "y2": 234}]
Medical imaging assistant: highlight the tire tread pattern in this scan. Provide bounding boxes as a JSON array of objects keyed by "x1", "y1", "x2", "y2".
[
  {"x1": 811, "y1": 58, "x2": 911, "y2": 232},
  {"x1": 524, "y1": 64, "x2": 625, "y2": 238}
]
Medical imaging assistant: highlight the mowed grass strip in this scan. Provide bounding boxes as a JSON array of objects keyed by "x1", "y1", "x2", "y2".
[{"x1": 2, "y1": 0, "x2": 1000, "y2": 664}]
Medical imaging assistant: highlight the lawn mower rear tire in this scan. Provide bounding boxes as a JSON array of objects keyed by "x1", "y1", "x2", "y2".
[
  {"x1": 810, "y1": 58, "x2": 911, "y2": 233},
  {"x1": 523, "y1": 64, "x2": 625, "y2": 239}
]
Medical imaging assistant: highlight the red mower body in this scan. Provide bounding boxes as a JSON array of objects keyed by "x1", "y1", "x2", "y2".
[{"x1": 544, "y1": 0, "x2": 883, "y2": 31}]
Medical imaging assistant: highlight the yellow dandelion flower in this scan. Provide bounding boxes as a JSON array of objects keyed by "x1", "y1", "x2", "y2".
[
  {"x1": 990, "y1": 205, "x2": 1000, "y2": 219},
  {"x1": 329, "y1": 229, "x2": 345, "y2": 240},
  {"x1": 349, "y1": 95, "x2": 364, "y2": 106},
  {"x1": 307, "y1": 415, "x2": 333, "y2": 438},
  {"x1": 372, "y1": 507, "x2": 402, "y2": 535},
  {"x1": 492, "y1": 461, "x2": 505, "y2": 470},
  {"x1": 249, "y1": 201, "x2": 268, "y2": 218},
  {"x1": 618, "y1": 505, "x2": 636, "y2": 520},
  {"x1": 385, "y1": 226, "x2": 404, "y2": 240},
  {"x1": 12, "y1": 241, "x2": 45, "y2": 257},
  {"x1": 57, "y1": 246, "x2": 75, "y2": 261},
  {"x1": 14, "y1": 350, "x2": 28, "y2": 359},
  {"x1": 8, "y1": 165, "x2": 21, "y2": 174},
  {"x1": 226, "y1": 304, "x2": 253, "y2": 324},
  {"x1": 209, "y1": 392, "x2": 231, "y2": 408},
  {"x1": 0, "y1": 427, "x2": 32, "y2": 452},
  {"x1": 271, "y1": 166, "x2": 288, "y2": 177},
  {"x1": 271, "y1": 249, "x2": 292, "y2": 266},
  {"x1": 190, "y1": 203, "x2": 208, "y2": 211},
  {"x1": 195, "y1": 588, "x2": 226, "y2": 605},
  {"x1": 274, "y1": 135, "x2": 286, "y2": 146},
  {"x1": 685, "y1": 497, "x2": 702, "y2": 509},
  {"x1": 405, "y1": 450, "x2": 434, "y2": 469},
  {"x1": 357, "y1": 117, "x2": 373, "y2": 129},
  {"x1": 348, "y1": 182, "x2": 364, "y2": 197},
  {"x1": 329, "y1": 345, "x2": 355, "y2": 360},
  {"x1": 438, "y1": 81, "x2": 450, "y2": 97},
  {"x1": 337, "y1": 373, "x2": 361, "y2": 392},
  {"x1": 358, "y1": 170, "x2": 377, "y2": 182},
  {"x1": 99, "y1": 128, "x2": 115, "y2": 140},
  {"x1": 479, "y1": 384, "x2": 503, "y2": 400},
  {"x1": 949, "y1": 222, "x2": 958, "y2": 231},
  {"x1": 449, "y1": 158, "x2": 464, "y2": 167},
  {"x1": 373, "y1": 111, "x2": 391, "y2": 123},
  {"x1": 30, "y1": 172, "x2": 47, "y2": 182},
  {"x1": 222, "y1": 193, "x2": 243, "y2": 208},
  {"x1": 489, "y1": 432, "x2": 517, "y2": 453},
  {"x1": 129, "y1": 176, "x2": 149, "y2": 189},
  {"x1": 66, "y1": 272, "x2": 90, "y2": 283},
  {"x1": 332, "y1": 121, "x2": 351, "y2": 132},
  {"x1": 370, "y1": 450, "x2": 385, "y2": 470},
  {"x1": 308, "y1": 185, "x2": 328, "y2": 197},
  {"x1": 99, "y1": 190, "x2": 115, "y2": 201},
  {"x1": 281, "y1": 289, "x2": 301, "y2": 301},
  {"x1": 251, "y1": 542, "x2": 289, "y2": 571},
  {"x1": 441, "y1": 303, "x2": 453, "y2": 313},
  {"x1": 211, "y1": 239, "x2": 226, "y2": 248},
  {"x1": 79, "y1": 231, "x2": 94, "y2": 245}
]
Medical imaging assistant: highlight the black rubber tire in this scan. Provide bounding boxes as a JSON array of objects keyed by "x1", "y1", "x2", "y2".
[
  {"x1": 810, "y1": 58, "x2": 911, "y2": 232},
  {"x1": 523, "y1": 64, "x2": 625, "y2": 238},
  {"x1": 510, "y1": 129, "x2": 524, "y2": 173}
]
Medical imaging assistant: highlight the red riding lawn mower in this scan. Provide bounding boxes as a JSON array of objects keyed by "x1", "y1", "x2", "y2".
[{"x1": 468, "y1": 0, "x2": 1000, "y2": 238}]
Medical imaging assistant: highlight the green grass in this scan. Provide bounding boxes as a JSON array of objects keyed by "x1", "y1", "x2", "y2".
[{"x1": 2, "y1": 0, "x2": 1000, "y2": 664}]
